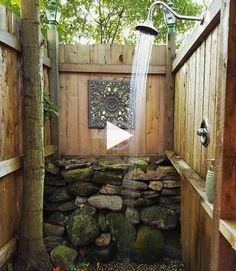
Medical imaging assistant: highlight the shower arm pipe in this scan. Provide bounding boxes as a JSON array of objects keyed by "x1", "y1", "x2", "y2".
[{"x1": 147, "y1": 1, "x2": 203, "y2": 22}]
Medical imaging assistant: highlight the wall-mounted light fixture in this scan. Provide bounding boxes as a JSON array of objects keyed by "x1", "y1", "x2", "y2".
[{"x1": 46, "y1": 1, "x2": 61, "y2": 24}]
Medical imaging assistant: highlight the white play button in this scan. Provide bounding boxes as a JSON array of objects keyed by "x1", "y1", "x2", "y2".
[{"x1": 106, "y1": 121, "x2": 133, "y2": 150}]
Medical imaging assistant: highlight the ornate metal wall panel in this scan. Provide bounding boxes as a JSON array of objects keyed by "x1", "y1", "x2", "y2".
[{"x1": 88, "y1": 80, "x2": 134, "y2": 128}]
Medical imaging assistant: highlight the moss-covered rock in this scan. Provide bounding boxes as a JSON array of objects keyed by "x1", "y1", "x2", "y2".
[
  {"x1": 51, "y1": 245, "x2": 77, "y2": 271},
  {"x1": 163, "y1": 231, "x2": 182, "y2": 259},
  {"x1": 48, "y1": 188, "x2": 71, "y2": 202},
  {"x1": 66, "y1": 207, "x2": 100, "y2": 247},
  {"x1": 67, "y1": 182, "x2": 98, "y2": 197},
  {"x1": 88, "y1": 195, "x2": 123, "y2": 211},
  {"x1": 47, "y1": 212, "x2": 69, "y2": 227},
  {"x1": 106, "y1": 213, "x2": 136, "y2": 258},
  {"x1": 92, "y1": 171, "x2": 122, "y2": 185},
  {"x1": 140, "y1": 206, "x2": 177, "y2": 230},
  {"x1": 46, "y1": 162, "x2": 60, "y2": 175},
  {"x1": 94, "y1": 160, "x2": 131, "y2": 171},
  {"x1": 62, "y1": 167, "x2": 93, "y2": 183},
  {"x1": 43, "y1": 223, "x2": 65, "y2": 237},
  {"x1": 131, "y1": 225, "x2": 164, "y2": 263},
  {"x1": 127, "y1": 158, "x2": 148, "y2": 172},
  {"x1": 98, "y1": 214, "x2": 109, "y2": 232}
]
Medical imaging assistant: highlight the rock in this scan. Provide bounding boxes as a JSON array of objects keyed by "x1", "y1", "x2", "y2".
[
  {"x1": 44, "y1": 236, "x2": 64, "y2": 252},
  {"x1": 127, "y1": 158, "x2": 148, "y2": 172},
  {"x1": 47, "y1": 212, "x2": 69, "y2": 227},
  {"x1": 67, "y1": 182, "x2": 98, "y2": 197},
  {"x1": 45, "y1": 201, "x2": 76, "y2": 212},
  {"x1": 98, "y1": 215, "x2": 109, "y2": 232},
  {"x1": 45, "y1": 173, "x2": 66, "y2": 187},
  {"x1": 124, "y1": 197, "x2": 158, "y2": 207},
  {"x1": 55, "y1": 158, "x2": 93, "y2": 168},
  {"x1": 149, "y1": 181, "x2": 163, "y2": 191},
  {"x1": 159, "y1": 196, "x2": 181, "y2": 204},
  {"x1": 94, "y1": 160, "x2": 131, "y2": 171},
  {"x1": 75, "y1": 196, "x2": 88, "y2": 207},
  {"x1": 124, "y1": 168, "x2": 146, "y2": 181},
  {"x1": 156, "y1": 166, "x2": 179, "y2": 180},
  {"x1": 142, "y1": 191, "x2": 159, "y2": 200},
  {"x1": 163, "y1": 231, "x2": 182, "y2": 259},
  {"x1": 95, "y1": 233, "x2": 111, "y2": 247},
  {"x1": 131, "y1": 225, "x2": 164, "y2": 263},
  {"x1": 88, "y1": 195, "x2": 123, "y2": 211},
  {"x1": 161, "y1": 188, "x2": 181, "y2": 196},
  {"x1": 163, "y1": 180, "x2": 181, "y2": 188},
  {"x1": 86, "y1": 241, "x2": 116, "y2": 263},
  {"x1": 106, "y1": 213, "x2": 136, "y2": 258},
  {"x1": 99, "y1": 184, "x2": 121, "y2": 195},
  {"x1": 92, "y1": 171, "x2": 122, "y2": 185},
  {"x1": 44, "y1": 185, "x2": 58, "y2": 196},
  {"x1": 121, "y1": 189, "x2": 141, "y2": 198},
  {"x1": 51, "y1": 245, "x2": 77, "y2": 271},
  {"x1": 48, "y1": 188, "x2": 71, "y2": 202},
  {"x1": 46, "y1": 163, "x2": 60, "y2": 175},
  {"x1": 66, "y1": 207, "x2": 100, "y2": 247},
  {"x1": 140, "y1": 206, "x2": 178, "y2": 230},
  {"x1": 122, "y1": 180, "x2": 148, "y2": 190},
  {"x1": 62, "y1": 167, "x2": 93, "y2": 183},
  {"x1": 43, "y1": 223, "x2": 65, "y2": 237},
  {"x1": 125, "y1": 207, "x2": 140, "y2": 224}
]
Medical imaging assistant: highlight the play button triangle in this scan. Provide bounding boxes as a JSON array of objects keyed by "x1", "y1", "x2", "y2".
[{"x1": 106, "y1": 121, "x2": 133, "y2": 150}]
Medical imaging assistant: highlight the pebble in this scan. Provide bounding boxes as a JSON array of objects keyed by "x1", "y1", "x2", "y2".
[{"x1": 95, "y1": 258, "x2": 185, "y2": 271}]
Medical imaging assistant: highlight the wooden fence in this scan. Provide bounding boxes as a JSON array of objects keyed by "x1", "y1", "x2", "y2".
[
  {"x1": 169, "y1": 0, "x2": 236, "y2": 270},
  {"x1": 59, "y1": 44, "x2": 167, "y2": 156},
  {"x1": 0, "y1": 5, "x2": 54, "y2": 269}
]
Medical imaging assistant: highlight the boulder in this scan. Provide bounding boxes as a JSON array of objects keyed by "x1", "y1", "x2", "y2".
[
  {"x1": 162, "y1": 180, "x2": 181, "y2": 188},
  {"x1": 140, "y1": 206, "x2": 178, "y2": 230},
  {"x1": 95, "y1": 233, "x2": 111, "y2": 247},
  {"x1": 106, "y1": 213, "x2": 136, "y2": 258},
  {"x1": 88, "y1": 195, "x2": 123, "y2": 211},
  {"x1": 44, "y1": 236, "x2": 64, "y2": 252},
  {"x1": 163, "y1": 231, "x2": 182, "y2": 259},
  {"x1": 86, "y1": 241, "x2": 116, "y2": 263},
  {"x1": 122, "y1": 180, "x2": 147, "y2": 190},
  {"x1": 47, "y1": 212, "x2": 69, "y2": 227},
  {"x1": 121, "y1": 189, "x2": 141, "y2": 198},
  {"x1": 48, "y1": 188, "x2": 71, "y2": 202},
  {"x1": 67, "y1": 182, "x2": 98, "y2": 197},
  {"x1": 99, "y1": 184, "x2": 121, "y2": 195},
  {"x1": 161, "y1": 188, "x2": 181, "y2": 196},
  {"x1": 127, "y1": 158, "x2": 148, "y2": 172},
  {"x1": 75, "y1": 196, "x2": 88, "y2": 207},
  {"x1": 62, "y1": 167, "x2": 93, "y2": 183},
  {"x1": 124, "y1": 197, "x2": 158, "y2": 207},
  {"x1": 156, "y1": 166, "x2": 179, "y2": 180},
  {"x1": 92, "y1": 171, "x2": 122, "y2": 185},
  {"x1": 45, "y1": 201, "x2": 76, "y2": 212},
  {"x1": 125, "y1": 207, "x2": 140, "y2": 224},
  {"x1": 46, "y1": 163, "x2": 60, "y2": 175},
  {"x1": 66, "y1": 207, "x2": 100, "y2": 247},
  {"x1": 43, "y1": 223, "x2": 65, "y2": 237},
  {"x1": 149, "y1": 181, "x2": 163, "y2": 191},
  {"x1": 98, "y1": 215, "x2": 109, "y2": 233},
  {"x1": 51, "y1": 245, "x2": 77, "y2": 271},
  {"x1": 45, "y1": 173, "x2": 66, "y2": 187},
  {"x1": 131, "y1": 225, "x2": 164, "y2": 263},
  {"x1": 124, "y1": 168, "x2": 146, "y2": 181}
]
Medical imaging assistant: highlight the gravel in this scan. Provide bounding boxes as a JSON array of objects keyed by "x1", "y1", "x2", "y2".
[{"x1": 94, "y1": 258, "x2": 185, "y2": 271}]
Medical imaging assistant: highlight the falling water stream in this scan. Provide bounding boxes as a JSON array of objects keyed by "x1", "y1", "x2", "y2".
[{"x1": 130, "y1": 31, "x2": 155, "y2": 154}]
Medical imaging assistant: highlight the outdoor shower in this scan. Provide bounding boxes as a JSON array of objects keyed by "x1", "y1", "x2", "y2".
[{"x1": 136, "y1": 0, "x2": 203, "y2": 36}]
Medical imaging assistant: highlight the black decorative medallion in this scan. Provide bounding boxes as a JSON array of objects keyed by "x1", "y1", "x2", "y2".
[{"x1": 88, "y1": 80, "x2": 134, "y2": 129}]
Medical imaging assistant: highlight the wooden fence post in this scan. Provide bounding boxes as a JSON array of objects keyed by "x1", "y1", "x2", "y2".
[
  {"x1": 164, "y1": 32, "x2": 176, "y2": 150},
  {"x1": 47, "y1": 23, "x2": 59, "y2": 156}
]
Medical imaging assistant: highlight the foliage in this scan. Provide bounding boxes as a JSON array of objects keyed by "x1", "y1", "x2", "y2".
[
  {"x1": 43, "y1": 89, "x2": 59, "y2": 117},
  {"x1": 0, "y1": 0, "x2": 204, "y2": 44}
]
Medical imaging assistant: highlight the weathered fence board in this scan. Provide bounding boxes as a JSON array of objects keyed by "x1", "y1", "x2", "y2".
[{"x1": 59, "y1": 44, "x2": 167, "y2": 156}]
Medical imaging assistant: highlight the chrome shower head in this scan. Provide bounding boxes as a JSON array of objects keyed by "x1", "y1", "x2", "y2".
[{"x1": 135, "y1": 20, "x2": 158, "y2": 36}]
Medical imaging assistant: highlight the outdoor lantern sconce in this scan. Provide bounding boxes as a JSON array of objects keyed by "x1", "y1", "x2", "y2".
[
  {"x1": 163, "y1": 1, "x2": 177, "y2": 33},
  {"x1": 46, "y1": 1, "x2": 61, "y2": 24}
]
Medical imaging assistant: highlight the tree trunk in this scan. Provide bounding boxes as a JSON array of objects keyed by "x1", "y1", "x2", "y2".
[{"x1": 15, "y1": 0, "x2": 52, "y2": 270}]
